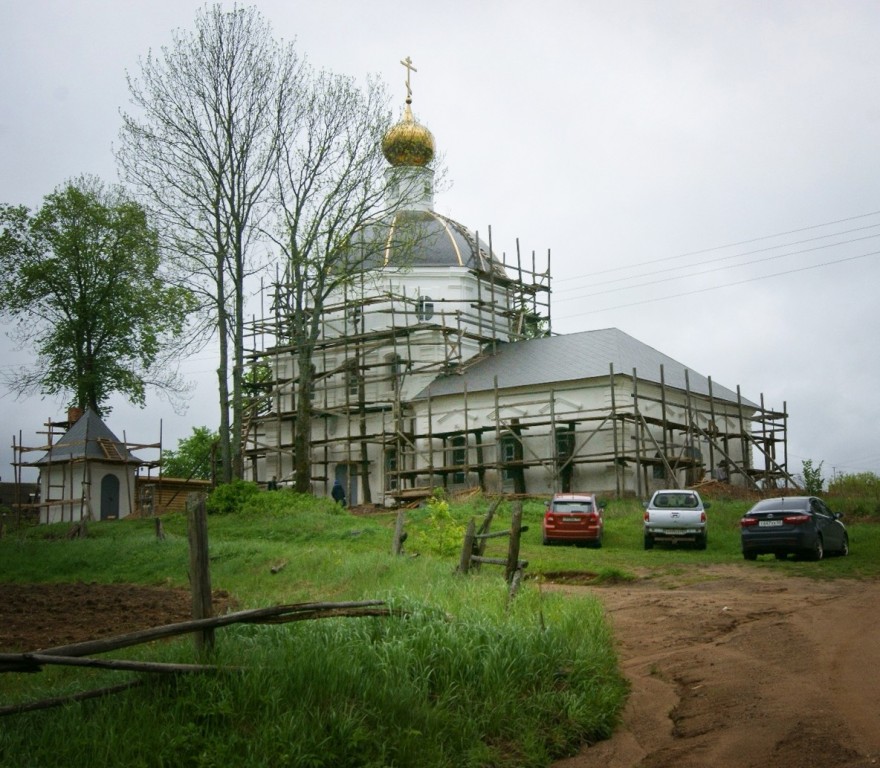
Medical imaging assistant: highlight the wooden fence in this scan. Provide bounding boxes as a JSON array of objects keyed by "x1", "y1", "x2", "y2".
[
  {"x1": 458, "y1": 500, "x2": 529, "y2": 596},
  {"x1": 0, "y1": 494, "x2": 394, "y2": 717}
]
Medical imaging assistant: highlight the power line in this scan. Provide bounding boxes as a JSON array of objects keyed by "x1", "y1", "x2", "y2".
[
  {"x1": 554, "y1": 233, "x2": 880, "y2": 303},
  {"x1": 571, "y1": 209, "x2": 880, "y2": 279},
  {"x1": 555, "y1": 222, "x2": 880, "y2": 294},
  {"x1": 555, "y1": 249, "x2": 880, "y2": 319}
]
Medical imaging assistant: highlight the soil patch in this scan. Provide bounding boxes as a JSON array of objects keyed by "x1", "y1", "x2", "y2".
[
  {"x1": 549, "y1": 564, "x2": 880, "y2": 768},
  {"x1": 0, "y1": 583, "x2": 234, "y2": 652}
]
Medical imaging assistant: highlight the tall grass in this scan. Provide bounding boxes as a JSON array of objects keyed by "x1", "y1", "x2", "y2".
[
  {"x1": 3, "y1": 486, "x2": 877, "y2": 766},
  {"x1": 1, "y1": 579, "x2": 625, "y2": 767},
  {"x1": 827, "y1": 472, "x2": 880, "y2": 519},
  {"x1": 0, "y1": 493, "x2": 628, "y2": 768}
]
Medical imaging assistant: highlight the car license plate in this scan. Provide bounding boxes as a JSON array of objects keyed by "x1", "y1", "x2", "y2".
[
  {"x1": 562, "y1": 516, "x2": 581, "y2": 523},
  {"x1": 759, "y1": 520, "x2": 783, "y2": 527}
]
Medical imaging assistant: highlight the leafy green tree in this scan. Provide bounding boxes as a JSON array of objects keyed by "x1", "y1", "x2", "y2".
[
  {"x1": 0, "y1": 176, "x2": 195, "y2": 414},
  {"x1": 162, "y1": 426, "x2": 220, "y2": 480}
]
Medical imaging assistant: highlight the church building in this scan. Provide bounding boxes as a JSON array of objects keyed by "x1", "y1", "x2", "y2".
[{"x1": 244, "y1": 60, "x2": 792, "y2": 505}]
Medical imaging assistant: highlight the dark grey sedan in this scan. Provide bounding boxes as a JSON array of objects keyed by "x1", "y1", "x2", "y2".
[{"x1": 739, "y1": 496, "x2": 849, "y2": 561}]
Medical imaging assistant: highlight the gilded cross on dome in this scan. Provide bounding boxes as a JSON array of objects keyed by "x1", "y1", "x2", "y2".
[
  {"x1": 382, "y1": 55, "x2": 435, "y2": 167},
  {"x1": 400, "y1": 56, "x2": 417, "y2": 103}
]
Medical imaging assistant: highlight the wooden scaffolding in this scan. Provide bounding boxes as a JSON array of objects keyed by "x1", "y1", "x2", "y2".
[{"x1": 241, "y1": 233, "x2": 794, "y2": 502}]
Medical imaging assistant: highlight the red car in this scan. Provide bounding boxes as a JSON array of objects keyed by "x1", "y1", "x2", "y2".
[{"x1": 542, "y1": 493, "x2": 606, "y2": 548}]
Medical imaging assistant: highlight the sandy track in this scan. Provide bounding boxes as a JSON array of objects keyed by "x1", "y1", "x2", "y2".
[{"x1": 551, "y1": 565, "x2": 880, "y2": 768}]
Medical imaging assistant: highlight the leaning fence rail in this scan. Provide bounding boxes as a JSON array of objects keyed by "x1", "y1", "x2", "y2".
[{"x1": 0, "y1": 599, "x2": 393, "y2": 716}]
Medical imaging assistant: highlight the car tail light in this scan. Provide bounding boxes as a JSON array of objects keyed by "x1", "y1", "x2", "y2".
[
  {"x1": 783, "y1": 513, "x2": 811, "y2": 525},
  {"x1": 700, "y1": 511, "x2": 707, "y2": 523},
  {"x1": 740, "y1": 517, "x2": 759, "y2": 528},
  {"x1": 644, "y1": 511, "x2": 650, "y2": 522}
]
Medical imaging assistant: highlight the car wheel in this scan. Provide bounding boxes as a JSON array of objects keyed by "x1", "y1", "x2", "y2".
[
  {"x1": 743, "y1": 551, "x2": 758, "y2": 561},
  {"x1": 838, "y1": 534, "x2": 850, "y2": 557},
  {"x1": 644, "y1": 534, "x2": 654, "y2": 550},
  {"x1": 803, "y1": 536, "x2": 824, "y2": 562},
  {"x1": 695, "y1": 533, "x2": 707, "y2": 551},
  {"x1": 774, "y1": 552, "x2": 788, "y2": 561},
  {"x1": 542, "y1": 535, "x2": 549, "y2": 546}
]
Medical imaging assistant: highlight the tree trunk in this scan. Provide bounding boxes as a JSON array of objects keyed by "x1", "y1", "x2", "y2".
[
  {"x1": 230, "y1": 238, "x2": 245, "y2": 480},
  {"x1": 216, "y1": 273, "x2": 232, "y2": 484},
  {"x1": 293, "y1": 345, "x2": 313, "y2": 493}
]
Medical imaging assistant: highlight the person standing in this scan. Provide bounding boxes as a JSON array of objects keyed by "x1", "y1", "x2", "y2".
[{"x1": 331, "y1": 479, "x2": 346, "y2": 507}]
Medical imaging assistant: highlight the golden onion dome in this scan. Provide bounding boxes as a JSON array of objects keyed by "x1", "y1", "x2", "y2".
[{"x1": 382, "y1": 101, "x2": 435, "y2": 167}]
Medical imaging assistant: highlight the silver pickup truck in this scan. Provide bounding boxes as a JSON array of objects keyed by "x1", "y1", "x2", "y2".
[{"x1": 643, "y1": 490, "x2": 710, "y2": 550}]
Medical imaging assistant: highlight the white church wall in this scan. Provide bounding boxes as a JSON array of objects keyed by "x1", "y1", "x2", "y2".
[{"x1": 256, "y1": 363, "x2": 756, "y2": 504}]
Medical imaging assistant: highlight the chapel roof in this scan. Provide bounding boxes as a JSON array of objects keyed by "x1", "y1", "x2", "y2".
[{"x1": 32, "y1": 408, "x2": 143, "y2": 465}]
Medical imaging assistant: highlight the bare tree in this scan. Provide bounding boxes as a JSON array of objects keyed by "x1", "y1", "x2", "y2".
[
  {"x1": 267, "y1": 71, "x2": 432, "y2": 495},
  {"x1": 117, "y1": 5, "x2": 302, "y2": 482}
]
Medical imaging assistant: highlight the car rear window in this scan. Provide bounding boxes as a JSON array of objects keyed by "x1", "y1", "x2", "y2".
[
  {"x1": 552, "y1": 501, "x2": 592, "y2": 512},
  {"x1": 653, "y1": 494, "x2": 698, "y2": 508},
  {"x1": 751, "y1": 499, "x2": 808, "y2": 512}
]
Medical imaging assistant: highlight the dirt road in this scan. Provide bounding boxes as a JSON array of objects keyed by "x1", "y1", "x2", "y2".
[{"x1": 552, "y1": 565, "x2": 880, "y2": 768}]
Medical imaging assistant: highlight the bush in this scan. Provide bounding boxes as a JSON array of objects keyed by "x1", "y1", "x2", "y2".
[
  {"x1": 206, "y1": 480, "x2": 261, "y2": 515},
  {"x1": 827, "y1": 471, "x2": 880, "y2": 519},
  {"x1": 412, "y1": 488, "x2": 466, "y2": 557},
  {"x1": 206, "y1": 481, "x2": 343, "y2": 517},
  {"x1": 801, "y1": 459, "x2": 825, "y2": 494}
]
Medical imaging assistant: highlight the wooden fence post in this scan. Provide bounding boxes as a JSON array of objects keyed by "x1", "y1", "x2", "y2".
[
  {"x1": 391, "y1": 509, "x2": 407, "y2": 555},
  {"x1": 508, "y1": 567, "x2": 524, "y2": 600},
  {"x1": 458, "y1": 518, "x2": 476, "y2": 574},
  {"x1": 505, "y1": 501, "x2": 524, "y2": 584},
  {"x1": 473, "y1": 499, "x2": 502, "y2": 567},
  {"x1": 187, "y1": 493, "x2": 214, "y2": 655}
]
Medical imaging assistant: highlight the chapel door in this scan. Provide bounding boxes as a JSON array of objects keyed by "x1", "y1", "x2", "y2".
[{"x1": 100, "y1": 474, "x2": 120, "y2": 520}]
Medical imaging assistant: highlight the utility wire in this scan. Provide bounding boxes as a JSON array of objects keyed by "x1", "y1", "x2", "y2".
[
  {"x1": 572, "y1": 209, "x2": 880, "y2": 279},
  {"x1": 555, "y1": 222, "x2": 880, "y2": 294},
  {"x1": 554, "y1": 233, "x2": 880, "y2": 302},
  {"x1": 555, "y1": 249, "x2": 880, "y2": 319}
]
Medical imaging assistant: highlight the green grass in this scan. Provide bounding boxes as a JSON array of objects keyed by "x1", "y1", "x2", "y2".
[
  {"x1": 0, "y1": 491, "x2": 627, "y2": 768},
  {"x1": 512, "y1": 496, "x2": 880, "y2": 581},
  {"x1": 2, "y1": 487, "x2": 877, "y2": 767}
]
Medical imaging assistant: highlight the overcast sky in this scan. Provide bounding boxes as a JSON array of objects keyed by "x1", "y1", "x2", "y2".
[{"x1": 2, "y1": 0, "x2": 879, "y2": 485}]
